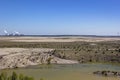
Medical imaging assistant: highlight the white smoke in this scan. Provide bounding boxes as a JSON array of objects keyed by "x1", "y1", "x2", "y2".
[
  {"x1": 15, "y1": 31, "x2": 20, "y2": 34},
  {"x1": 4, "y1": 30, "x2": 8, "y2": 34},
  {"x1": 3, "y1": 30, "x2": 22, "y2": 36},
  {"x1": 14, "y1": 31, "x2": 20, "y2": 35}
]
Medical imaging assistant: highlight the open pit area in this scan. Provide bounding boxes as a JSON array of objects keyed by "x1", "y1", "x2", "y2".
[
  {"x1": 0, "y1": 36, "x2": 120, "y2": 69},
  {"x1": 0, "y1": 36, "x2": 120, "y2": 80}
]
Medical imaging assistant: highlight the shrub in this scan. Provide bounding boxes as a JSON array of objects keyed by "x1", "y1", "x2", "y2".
[{"x1": 47, "y1": 57, "x2": 53, "y2": 65}]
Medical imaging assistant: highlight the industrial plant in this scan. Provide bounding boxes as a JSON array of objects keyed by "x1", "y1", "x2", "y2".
[{"x1": 3, "y1": 30, "x2": 24, "y2": 36}]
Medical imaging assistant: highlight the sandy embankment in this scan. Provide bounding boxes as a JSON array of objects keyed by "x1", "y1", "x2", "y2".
[{"x1": 0, "y1": 48, "x2": 78, "y2": 69}]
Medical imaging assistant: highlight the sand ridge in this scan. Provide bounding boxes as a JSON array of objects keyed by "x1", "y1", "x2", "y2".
[{"x1": 0, "y1": 48, "x2": 78, "y2": 69}]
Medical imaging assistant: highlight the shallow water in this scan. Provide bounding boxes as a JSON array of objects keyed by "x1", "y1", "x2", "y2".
[{"x1": 1, "y1": 63, "x2": 120, "y2": 80}]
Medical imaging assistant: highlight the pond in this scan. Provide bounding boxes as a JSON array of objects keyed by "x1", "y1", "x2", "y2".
[{"x1": 1, "y1": 63, "x2": 120, "y2": 80}]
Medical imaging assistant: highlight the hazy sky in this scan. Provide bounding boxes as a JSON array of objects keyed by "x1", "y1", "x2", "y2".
[{"x1": 0, "y1": 0, "x2": 120, "y2": 35}]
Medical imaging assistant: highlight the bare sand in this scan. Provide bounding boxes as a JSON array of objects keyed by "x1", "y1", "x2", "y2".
[
  {"x1": 0, "y1": 48, "x2": 78, "y2": 69},
  {"x1": 0, "y1": 36, "x2": 120, "y2": 42}
]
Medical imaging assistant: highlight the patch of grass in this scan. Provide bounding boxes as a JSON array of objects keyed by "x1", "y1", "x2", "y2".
[{"x1": 0, "y1": 71, "x2": 44, "y2": 80}]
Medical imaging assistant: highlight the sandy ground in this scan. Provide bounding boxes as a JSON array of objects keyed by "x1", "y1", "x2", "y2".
[
  {"x1": 0, "y1": 48, "x2": 78, "y2": 69},
  {"x1": 0, "y1": 37, "x2": 120, "y2": 42}
]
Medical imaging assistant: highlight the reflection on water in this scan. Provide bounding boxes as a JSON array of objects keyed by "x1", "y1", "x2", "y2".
[{"x1": 1, "y1": 63, "x2": 120, "y2": 80}]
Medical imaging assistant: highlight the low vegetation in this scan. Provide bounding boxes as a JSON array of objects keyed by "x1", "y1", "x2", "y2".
[
  {"x1": 93, "y1": 70, "x2": 120, "y2": 77},
  {"x1": 0, "y1": 40, "x2": 120, "y2": 63},
  {"x1": 0, "y1": 71, "x2": 44, "y2": 80}
]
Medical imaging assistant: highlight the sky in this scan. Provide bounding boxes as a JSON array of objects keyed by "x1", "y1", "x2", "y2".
[{"x1": 0, "y1": 0, "x2": 120, "y2": 35}]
